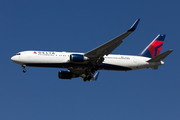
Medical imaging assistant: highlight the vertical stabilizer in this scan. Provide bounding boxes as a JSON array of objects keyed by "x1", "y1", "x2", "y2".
[{"x1": 139, "y1": 34, "x2": 165, "y2": 58}]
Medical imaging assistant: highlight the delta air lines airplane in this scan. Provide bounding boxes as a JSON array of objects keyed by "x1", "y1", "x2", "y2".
[{"x1": 11, "y1": 19, "x2": 173, "y2": 81}]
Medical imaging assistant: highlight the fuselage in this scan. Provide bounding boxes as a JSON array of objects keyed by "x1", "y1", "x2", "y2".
[{"x1": 11, "y1": 51, "x2": 164, "y2": 71}]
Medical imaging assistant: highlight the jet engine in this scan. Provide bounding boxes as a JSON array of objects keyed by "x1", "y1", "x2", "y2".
[
  {"x1": 70, "y1": 54, "x2": 89, "y2": 62},
  {"x1": 58, "y1": 71, "x2": 72, "y2": 79}
]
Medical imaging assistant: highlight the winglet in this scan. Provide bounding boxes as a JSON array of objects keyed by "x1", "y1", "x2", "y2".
[{"x1": 128, "y1": 19, "x2": 140, "y2": 31}]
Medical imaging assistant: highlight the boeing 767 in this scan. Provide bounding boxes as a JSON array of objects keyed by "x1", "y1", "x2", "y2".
[{"x1": 11, "y1": 19, "x2": 173, "y2": 81}]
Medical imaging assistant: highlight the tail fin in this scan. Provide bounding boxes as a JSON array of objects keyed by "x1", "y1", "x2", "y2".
[{"x1": 139, "y1": 34, "x2": 165, "y2": 58}]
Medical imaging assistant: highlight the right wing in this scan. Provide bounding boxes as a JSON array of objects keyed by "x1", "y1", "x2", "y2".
[
  {"x1": 85, "y1": 19, "x2": 140, "y2": 58},
  {"x1": 84, "y1": 19, "x2": 140, "y2": 66}
]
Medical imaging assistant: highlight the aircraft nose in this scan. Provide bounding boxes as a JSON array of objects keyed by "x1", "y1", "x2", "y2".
[
  {"x1": 11, "y1": 56, "x2": 15, "y2": 61},
  {"x1": 11, "y1": 55, "x2": 20, "y2": 63}
]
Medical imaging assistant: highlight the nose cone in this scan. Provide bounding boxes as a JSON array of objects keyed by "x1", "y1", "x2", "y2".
[
  {"x1": 11, "y1": 56, "x2": 17, "y2": 62},
  {"x1": 11, "y1": 55, "x2": 21, "y2": 64},
  {"x1": 11, "y1": 56, "x2": 15, "y2": 61}
]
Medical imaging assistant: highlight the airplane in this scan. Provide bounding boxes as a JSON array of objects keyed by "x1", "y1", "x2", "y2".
[{"x1": 11, "y1": 19, "x2": 173, "y2": 81}]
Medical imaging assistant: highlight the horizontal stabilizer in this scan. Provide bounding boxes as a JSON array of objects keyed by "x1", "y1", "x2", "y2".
[{"x1": 147, "y1": 49, "x2": 173, "y2": 62}]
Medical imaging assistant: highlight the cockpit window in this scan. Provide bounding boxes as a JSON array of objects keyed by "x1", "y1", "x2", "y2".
[{"x1": 16, "y1": 53, "x2": 21, "y2": 55}]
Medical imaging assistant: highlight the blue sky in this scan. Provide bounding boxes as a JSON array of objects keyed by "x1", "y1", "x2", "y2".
[{"x1": 1, "y1": 0, "x2": 180, "y2": 120}]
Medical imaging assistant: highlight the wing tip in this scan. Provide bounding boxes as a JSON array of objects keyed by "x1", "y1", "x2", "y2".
[{"x1": 169, "y1": 49, "x2": 174, "y2": 52}]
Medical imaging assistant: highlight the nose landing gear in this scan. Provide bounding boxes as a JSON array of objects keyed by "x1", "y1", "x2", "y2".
[
  {"x1": 23, "y1": 69, "x2": 26, "y2": 73},
  {"x1": 22, "y1": 64, "x2": 26, "y2": 73}
]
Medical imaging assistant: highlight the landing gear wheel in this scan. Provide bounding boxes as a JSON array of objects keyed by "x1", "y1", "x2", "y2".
[
  {"x1": 23, "y1": 69, "x2": 26, "y2": 73},
  {"x1": 83, "y1": 76, "x2": 91, "y2": 82},
  {"x1": 83, "y1": 78, "x2": 87, "y2": 82},
  {"x1": 22, "y1": 64, "x2": 26, "y2": 69},
  {"x1": 22, "y1": 64, "x2": 26, "y2": 73}
]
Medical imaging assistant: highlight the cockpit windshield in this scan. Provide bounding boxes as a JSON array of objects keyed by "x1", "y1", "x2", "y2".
[{"x1": 16, "y1": 53, "x2": 21, "y2": 55}]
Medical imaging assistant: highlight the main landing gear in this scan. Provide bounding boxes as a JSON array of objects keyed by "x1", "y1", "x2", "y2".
[
  {"x1": 83, "y1": 76, "x2": 91, "y2": 82},
  {"x1": 22, "y1": 64, "x2": 26, "y2": 73},
  {"x1": 83, "y1": 66, "x2": 99, "y2": 82}
]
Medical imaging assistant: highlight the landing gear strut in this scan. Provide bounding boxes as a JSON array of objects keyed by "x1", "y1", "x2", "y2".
[
  {"x1": 22, "y1": 64, "x2": 26, "y2": 73},
  {"x1": 83, "y1": 76, "x2": 91, "y2": 82},
  {"x1": 83, "y1": 69, "x2": 92, "y2": 82},
  {"x1": 83, "y1": 66, "x2": 99, "y2": 82}
]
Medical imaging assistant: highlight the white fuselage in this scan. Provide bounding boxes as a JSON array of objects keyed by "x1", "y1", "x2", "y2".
[{"x1": 11, "y1": 51, "x2": 164, "y2": 71}]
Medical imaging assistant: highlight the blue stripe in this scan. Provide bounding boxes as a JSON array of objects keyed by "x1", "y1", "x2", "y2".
[
  {"x1": 100, "y1": 63, "x2": 132, "y2": 71},
  {"x1": 25, "y1": 63, "x2": 132, "y2": 71}
]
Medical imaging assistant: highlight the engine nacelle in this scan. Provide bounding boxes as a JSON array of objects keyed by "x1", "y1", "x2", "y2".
[
  {"x1": 70, "y1": 54, "x2": 89, "y2": 62},
  {"x1": 58, "y1": 71, "x2": 72, "y2": 79}
]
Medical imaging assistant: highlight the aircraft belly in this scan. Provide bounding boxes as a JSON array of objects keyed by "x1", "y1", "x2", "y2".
[{"x1": 25, "y1": 62, "x2": 91, "y2": 68}]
